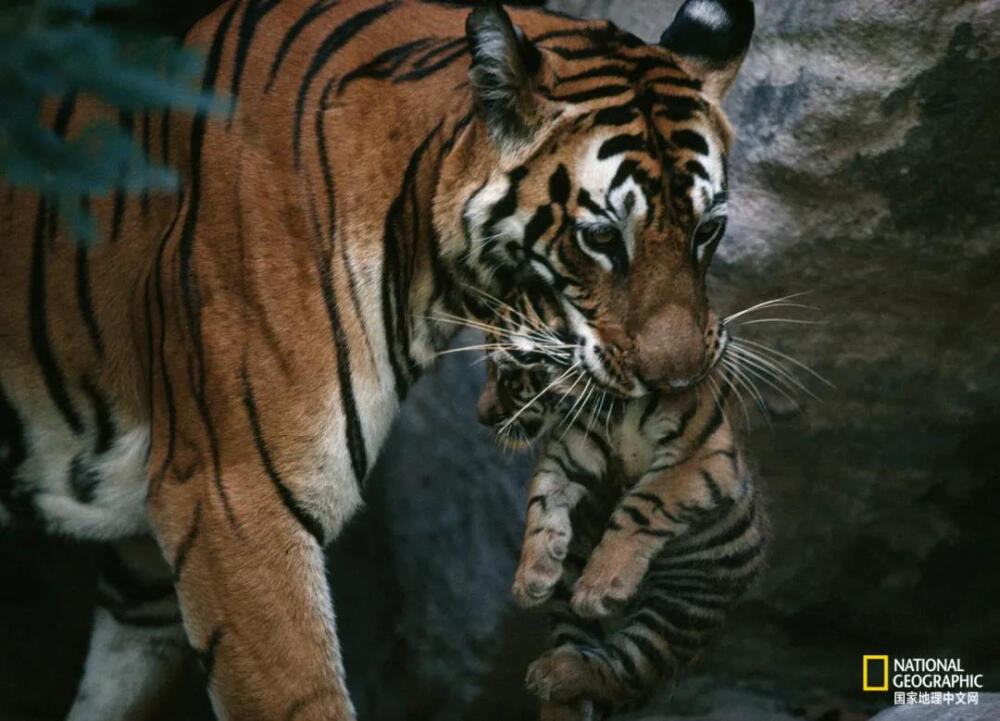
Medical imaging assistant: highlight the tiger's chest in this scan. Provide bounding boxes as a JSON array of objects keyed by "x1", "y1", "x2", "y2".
[{"x1": 0, "y1": 390, "x2": 151, "y2": 539}]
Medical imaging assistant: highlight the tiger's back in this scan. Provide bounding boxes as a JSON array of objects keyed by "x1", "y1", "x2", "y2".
[{"x1": 0, "y1": 0, "x2": 498, "y2": 537}]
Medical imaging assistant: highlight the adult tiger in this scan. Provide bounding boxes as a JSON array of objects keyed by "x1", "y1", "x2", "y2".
[{"x1": 0, "y1": 0, "x2": 756, "y2": 718}]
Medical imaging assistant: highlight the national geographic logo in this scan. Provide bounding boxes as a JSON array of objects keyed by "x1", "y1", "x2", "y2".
[
  {"x1": 863, "y1": 655, "x2": 986, "y2": 707},
  {"x1": 863, "y1": 655, "x2": 889, "y2": 692}
]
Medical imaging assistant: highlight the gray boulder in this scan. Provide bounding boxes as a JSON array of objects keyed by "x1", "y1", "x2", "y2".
[{"x1": 870, "y1": 694, "x2": 1000, "y2": 721}]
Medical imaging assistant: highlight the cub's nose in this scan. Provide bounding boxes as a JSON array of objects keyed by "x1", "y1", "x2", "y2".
[{"x1": 476, "y1": 385, "x2": 506, "y2": 427}]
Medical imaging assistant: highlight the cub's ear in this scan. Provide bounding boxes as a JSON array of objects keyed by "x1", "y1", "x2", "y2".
[
  {"x1": 659, "y1": 0, "x2": 755, "y2": 101},
  {"x1": 466, "y1": 2, "x2": 543, "y2": 149}
]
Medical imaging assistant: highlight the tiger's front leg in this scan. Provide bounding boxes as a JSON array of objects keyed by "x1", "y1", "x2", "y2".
[
  {"x1": 149, "y1": 457, "x2": 357, "y2": 721},
  {"x1": 146, "y1": 346, "x2": 368, "y2": 721}
]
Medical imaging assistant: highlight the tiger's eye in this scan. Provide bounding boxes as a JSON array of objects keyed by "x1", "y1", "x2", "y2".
[
  {"x1": 585, "y1": 227, "x2": 620, "y2": 246},
  {"x1": 694, "y1": 219, "x2": 725, "y2": 247}
]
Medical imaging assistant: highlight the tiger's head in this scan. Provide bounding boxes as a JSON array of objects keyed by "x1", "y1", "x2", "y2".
[{"x1": 455, "y1": 0, "x2": 754, "y2": 398}]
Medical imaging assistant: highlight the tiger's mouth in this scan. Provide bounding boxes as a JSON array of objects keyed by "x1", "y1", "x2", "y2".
[{"x1": 495, "y1": 324, "x2": 731, "y2": 410}]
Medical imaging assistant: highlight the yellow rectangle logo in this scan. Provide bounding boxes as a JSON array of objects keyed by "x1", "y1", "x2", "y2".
[{"x1": 863, "y1": 655, "x2": 889, "y2": 691}]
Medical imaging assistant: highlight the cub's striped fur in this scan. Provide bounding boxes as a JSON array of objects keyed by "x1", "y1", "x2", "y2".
[
  {"x1": 0, "y1": 0, "x2": 756, "y2": 718},
  {"x1": 476, "y1": 291, "x2": 764, "y2": 717}
]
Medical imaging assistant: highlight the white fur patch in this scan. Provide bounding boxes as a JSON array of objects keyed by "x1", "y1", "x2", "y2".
[
  {"x1": 685, "y1": 0, "x2": 731, "y2": 31},
  {"x1": 20, "y1": 421, "x2": 151, "y2": 540},
  {"x1": 66, "y1": 607, "x2": 187, "y2": 721}
]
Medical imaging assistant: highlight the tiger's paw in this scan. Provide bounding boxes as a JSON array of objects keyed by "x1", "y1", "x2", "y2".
[
  {"x1": 526, "y1": 645, "x2": 601, "y2": 703},
  {"x1": 571, "y1": 541, "x2": 648, "y2": 618},
  {"x1": 512, "y1": 515, "x2": 571, "y2": 607}
]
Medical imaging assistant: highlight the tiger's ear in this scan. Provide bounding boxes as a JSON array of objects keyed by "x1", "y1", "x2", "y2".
[
  {"x1": 466, "y1": 2, "x2": 543, "y2": 149},
  {"x1": 659, "y1": 0, "x2": 755, "y2": 101}
]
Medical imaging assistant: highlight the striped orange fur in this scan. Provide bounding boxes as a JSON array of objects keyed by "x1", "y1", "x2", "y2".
[{"x1": 0, "y1": 1, "x2": 755, "y2": 718}]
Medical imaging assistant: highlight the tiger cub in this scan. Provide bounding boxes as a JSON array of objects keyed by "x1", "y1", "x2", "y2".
[{"x1": 475, "y1": 304, "x2": 765, "y2": 716}]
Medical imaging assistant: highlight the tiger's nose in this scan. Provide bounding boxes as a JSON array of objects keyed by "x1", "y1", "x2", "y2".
[{"x1": 633, "y1": 307, "x2": 706, "y2": 392}]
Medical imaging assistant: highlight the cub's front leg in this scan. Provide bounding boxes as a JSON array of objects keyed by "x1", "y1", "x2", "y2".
[
  {"x1": 512, "y1": 432, "x2": 608, "y2": 608},
  {"x1": 572, "y1": 406, "x2": 745, "y2": 618},
  {"x1": 512, "y1": 465, "x2": 587, "y2": 607}
]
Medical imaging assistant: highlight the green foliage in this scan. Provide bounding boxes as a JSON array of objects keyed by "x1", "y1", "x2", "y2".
[{"x1": 0, "y1": 0, "x2": 225, "y2": 244}]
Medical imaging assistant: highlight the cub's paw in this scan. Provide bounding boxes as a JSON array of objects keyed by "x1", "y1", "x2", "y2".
[
  {"x1": 526, "y1": 645, "x2": 601, "y2": 703},
  {"x1": 571, "y1": 542, "x2": 648, "y2": 618},
  {"x1": 511, "y1": 516, "x2": 571, "y2": 607}
]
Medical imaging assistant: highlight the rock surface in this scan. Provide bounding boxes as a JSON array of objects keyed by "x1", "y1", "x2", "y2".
[
  {"x1": 0, "y1": 1, "x2": 997, "y2": 720},
  {"x1": 869, "y1": 694, "x2": 1000, "y2": 721}
]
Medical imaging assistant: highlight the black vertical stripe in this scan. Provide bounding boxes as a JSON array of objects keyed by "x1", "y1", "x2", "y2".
[
  {"x1": 549, "y1": 164, "x2": 571, "y2": 206},
  {"x1": 423, "y1": 110, "x2": 475, "y2": 317},
  {"x1": 381, "y1": 124, "x2": 441, "y2": 398},
  {"x1": 0, "y1": 382, "x2": 28, "y2": 502},
  {"x1": 482, "y1": 166, "x2": 529, "y2": 258},
  {"x1": 198, "y1": 627, "x2": 225, "y2": 679},
  {"x1": 692, "y1": 400, "x2": 725, "y2": 450},
  {"x1": 149, "y1": 201, "x2": 182, "y2": 489},
  {"x1": 171, "y1": 499, "x2": 203, "y2": 578},
  {"x1": 81, "y1": 378, "x2": 116, "y2": 454},
  {"x1": 227, "y1": 0, "x2": 281, "y2": 128},
  {"x1": 142, "y1": 273, "x2": 156, "y2": 423},
  {"x1": 292, "y1": 2, "x2": 397, "y2": 166},
  {"x1": 264, "y1": 0, "x2": 340, "y2": 92},
  {"x1": 30, "y1": 92, "x2": 83, "y2": 434},
  {"x1": 52, "y1": 90, "x2": 76, "y2": 137},
  {"x1": 306, "y1": 183, "x2": 369, "y2": 482},
  {"x1": 521, "y1": 205, "x2": 554, "y2": 249},
  {"x1": 110, "y1": 110, "x2": 133, "y2": 243},
  {"x1": 316, "y1": 78, "x2": 375, "y2": 361},
  {"x1": 240, "y1": 361, "x2": 325, "y2": 544},
  {"x1": 160, "y1": 108, "x2": 171, "y2": 165},
  {"x1": 700, "y1": 470, "x2": 725, "y2": 506},
  {"x1": 176, "y1": 0, "x2": 241, "y2": 526},
  {"x1": 140, "y1": 110, "x2": 151, "y2": 218},
  {"x1": 75, "y1": 242, "x2": 104, "y2": 356}
]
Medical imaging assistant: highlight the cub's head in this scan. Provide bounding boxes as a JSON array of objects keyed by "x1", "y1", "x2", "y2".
[
  {"x1": 476, "y1": 355, "x2": 553, "y2": 448},
  {"x1": 460, "y1": 0, "x2": 753, "y2": 398}
]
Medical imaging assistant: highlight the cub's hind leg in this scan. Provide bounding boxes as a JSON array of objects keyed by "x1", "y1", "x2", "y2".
[
  {"x1": 67, "y1": 536, "x2": 190, "y2": 721},
  {"x1": 530, "y1": 487, "x2": 765, "y2": 710},
  {"x1": 527, "y1": 480, "x2": 618, "y2": 720}
]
